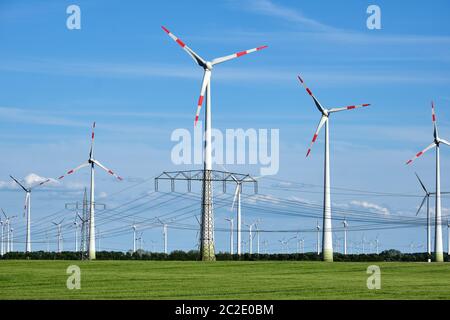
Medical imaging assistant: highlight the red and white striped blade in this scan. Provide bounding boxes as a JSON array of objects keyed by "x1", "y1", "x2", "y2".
[
  {"x1": 211, "y1": 45, "x2": 268, "y2": 66},
  {"x1": 58, "y1": 161, "x2": 90, "y2": 180},
  {"x1": 432, "y1": 101, "x2": 437, "y2": 123},
  {"x1": 89, "y1": 122, "x2": 96, "y2": 158},
  {"x1": 92, "y1": 159, "x2": 123, "y2": 181},
  {"x1": 431, "y1": 101, "x2": 439, "y2": 139},
  {"x1": 405, "y1": 142, "x2": 436, "y2": 165},
  {"x1": 194, "y1": 70, "x2": 211, "y2": 126},
  {"x1": 329, "y1": 103, "x2": 371, "y2": 113},
  {"x1": 306, "y1": 115, "x2": 327, "y2": 157},
  {"x1": 161, "y1": 26, "x2": 206, "y2": 67},
  {"x1": 297, "y1": 75, "x2": 326, "y2": 114}
]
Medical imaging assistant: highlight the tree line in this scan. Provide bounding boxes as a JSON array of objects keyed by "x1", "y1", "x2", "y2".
[{"x1": 1, "y1": 249, "x2": 448, "y2": 262}]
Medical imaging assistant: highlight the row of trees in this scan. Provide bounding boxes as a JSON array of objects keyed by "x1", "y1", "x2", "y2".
[{"x1": 1, "y1": 249, "x2": 449, "y2": 262}]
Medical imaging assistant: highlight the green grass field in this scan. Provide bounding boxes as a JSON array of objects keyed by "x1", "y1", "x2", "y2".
[{"x1": 0, "y1": 260, "x2": 449, "y2": 299}]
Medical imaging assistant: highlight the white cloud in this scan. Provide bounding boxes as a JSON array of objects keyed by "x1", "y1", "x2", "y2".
[
  {"x1": 349, "y1": 200, "x2": 390, "y2": 215},
  {"x1": 242, "y1": 0, "x2": 336, "y2": 32}
]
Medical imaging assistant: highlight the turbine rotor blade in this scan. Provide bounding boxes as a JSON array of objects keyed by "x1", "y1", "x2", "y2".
[
  {"x1": 406, "y1": 142, "x2": 436, "y2": 165},
  {"x1": 194, "y1": 69, "x2": 211, "y2": 126},
  {"x1": 89, "y1": 122, "x2": 96, "y2": 158},
  {"x1": 414, "y1": 172, "x2": 428, "y2": 194},
  {"x1": 439, "y1": 138, "x2": 450, "y2": 147},
  {"x1": 329, "y1": 103, "x2": 371, "y2": 113},
  {"x1": 211, "y1": 45, "x2": 268, "y2": 66},
  {"x1": 416, "y1": 196, "x2": 427, "y2": 216},
  {"x1": 9, "y1": 175, "x2": 28, "y2": 192},
  {"x1": 92, "y1": 159, "x2": 123, "y2": 181},
  {"x1": 58, "y1": 162, "x2": 90, "y2": 180},
  {"x1": 161, "y1": 26, "x2": 206, "y2": 67},
  {"x1": 297, "y1": 75, "x2": 326, "y2": 115},
  {"x1": 30, "y1": 178, "x2": 51, "y2": 191},
  {"x1": 432, "y1": 101, "x2": 438, "y2": 138},
  {"x1": 231, "y1": 184, "x2": 240, "y2": 210},
  {"x1": 306, "y1": 115, "x2": 327, "y2": 157}
]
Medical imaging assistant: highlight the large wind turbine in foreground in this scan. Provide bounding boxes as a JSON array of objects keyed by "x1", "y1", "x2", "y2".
[
  {"x1": 298, "y1": 75, "x2": 370, "y2": 262},
  {"x1": 161, "y1": 25, "x2": 267, "y2": 261},
  {"x1": 57, "y1": 122, "x2": 123, "y2": 260},
  {"x1": 10, "y1": 175, "x2": 50, "y2": 252},
  {"x1": 406, "y1": 102, "x2": 449, "y2": 262}
]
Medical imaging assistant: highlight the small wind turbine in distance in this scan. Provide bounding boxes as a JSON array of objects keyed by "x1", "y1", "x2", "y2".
[
  {"x1": 10, "y1": 175, "x2": 50, "y2": 252},
  {"x1": 2, "y1": 209, "x2": 17, "y2": 253},
  {"x1": 298, "y1": 75, "x2": 371, "y2": 262},
  {"x1": 161, "y1": 25, "x2": 267, "y2": 261},
  {"x1": 157, "y1": 218, "x2": 168, "y2": 254},
  {"x1": 0, "y1": 219, "x2": 3, "y2": 256},
  {"x1": 413, "y1": 172, "x2": 450, "y2": 262},
  {"x1": 52, "y1": 219, "x2": 64, "y2": 253},
  {"x1": 343, "y1": 218, "x2": 348, "y2": 255},
  {"x1": 230, "y1": 177, "x2": 243, "y2": 256},
  {"x1": 316, "y1": 220, "x2": 321, "y2": 255},
  {"x1": 131, "y1": 223, "x2": 137, "y2": 253},
  {"x1": 224, "y1": 218, "x2": 234, "y2": 255},
  {"x1": 406, "y1": 102, "x2": 450, "y2": 262},
  {"x1": 57, "y1": 122, "x2": 123, "y2": 260}
]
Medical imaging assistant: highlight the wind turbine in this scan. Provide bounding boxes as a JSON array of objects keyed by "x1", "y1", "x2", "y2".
[
  {"x1": 414, "y1": 172, "x2": 434, "y2": 260},
  {"x1": 157, "y1": 218, "x2": 168, "y2": 254},
  {"x1": 374, "y1": 235, "x2": 380, "y2": 255},
  {"x1": 132, "y1": 223, "x2": 137, "y2": 253},
  {"x1": 10, "y1": 175, "x2": 50, "y2": 252},
  {"x1": 57, "y1": 122, "x2": 123, "y2": 260},
  {"x1": 245, "y1": 222, "x2": 256, "y2": 254},
  {"x1": 161, "y1": 26, "x2": 267, "y2": 261},
  {"x1": 73, "y1": 217, "x2": 79, "y2": 252},
  {"x1": 2, "y1": 209, "x2": 16, "y2": 253},
  {"x1": 52, "y1": 219, "x2": 64, "y2": 253},
  {"x1": 0, "y1": 219, "x2": 3, "y2": 256},
  {"x1": 343, "y1": 218, "x2": 348, "y2": 255},
  {"x1": 298, "y1": 75, "x2": 370, "y2": 262},
  {"x1": 406, "y1": 102, "x2": 449, "y2": 262},
  {"x1": 231, "y1": 177, "x2": 243, "y2": 256},
  {"x1": 316, "y1": 220, "x2": 321, "y2": 255},
  {"x1": 225, "y1": 218, "x2": 234, "y2": 255}
]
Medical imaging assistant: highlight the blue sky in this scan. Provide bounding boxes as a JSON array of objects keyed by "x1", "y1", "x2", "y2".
[{"x1": 0, "y1": 0, "x2": 450, "y2": 254}]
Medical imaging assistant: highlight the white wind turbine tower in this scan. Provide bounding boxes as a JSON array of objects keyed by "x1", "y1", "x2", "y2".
[
  {"x1": 316, "y1": 220, "x2": 321, "y2": 255},
  {"x1": 298, "y1": 75, "x2": 371, "y2": 262},
  {"x1": 161, "y1": 26, "x2": 267, "y2": 261},
  {"x1": 343, "y1": 218, "x2": 348, "y2": 255},
  {"x1": 0, "y1": 219, "x2": 3, "y2": 256},
  {"x1": 245, "y1": 222, "x2": 256, "y2": 254},
  {"x1": 10, "y1": 175, "x2": 50, "y2": 252},
  {"x1": 225, "y1": 218, "x2": 234, "y2": 255},
  {"x1": 132, "y1": 223, "x2": 137, "y2": 253},
  {"x1": 73, "y1": 217, "x2": 79, "y2": 252},
  {"x1": 406, "y1": 102, "x2": 449, "y2": 262},
  {"x1": 57, "y1": 122, "x2": 123, "y2": 260},
  {"x1": 231, "y1": 178, "x2": 243, "y2": 256},
  {"x1": 53, "y1": 219, "x2": 64, "y2": 253},
  {"x1": 157, "y1": 218, "x2": 168, "y2": 254},
  {"x1": 10, "y1": 227, "x2": 14, "y2": 252}
]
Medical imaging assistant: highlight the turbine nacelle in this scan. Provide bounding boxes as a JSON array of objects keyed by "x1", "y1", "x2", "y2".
[{"x1": 205, "y1": 61, "x2": 213, "y2": 71}]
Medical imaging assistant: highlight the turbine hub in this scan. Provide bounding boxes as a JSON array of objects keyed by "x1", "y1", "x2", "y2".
[{"x1": 206, "y1": 61, "x2": 213, "y2": 71}]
